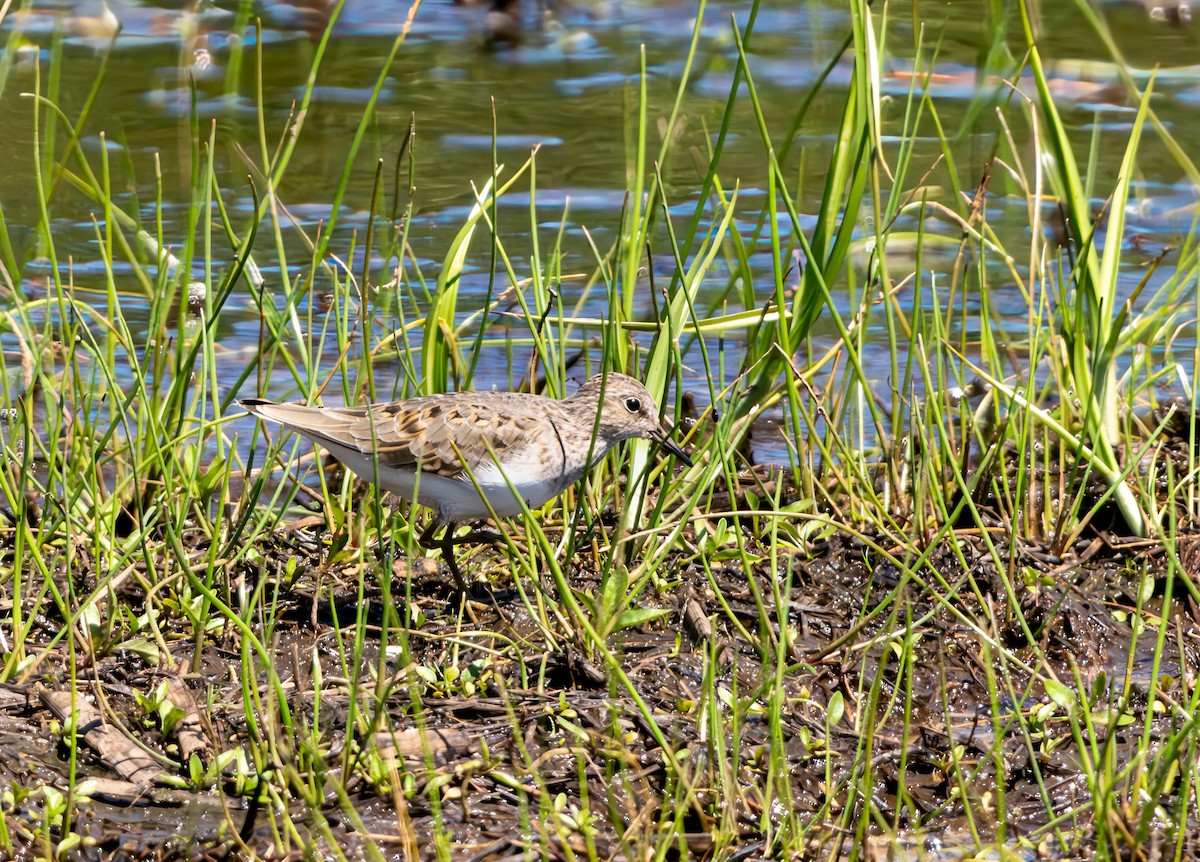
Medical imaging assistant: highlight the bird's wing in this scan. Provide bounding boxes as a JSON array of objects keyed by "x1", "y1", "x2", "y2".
[{"x1": 245, "y1": 396, "x2": 564, "y2": 479}]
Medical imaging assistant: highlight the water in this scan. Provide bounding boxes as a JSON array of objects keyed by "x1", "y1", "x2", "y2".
[{"x1": 1, "y1": 0, "x2": 1198, "y2": 462}]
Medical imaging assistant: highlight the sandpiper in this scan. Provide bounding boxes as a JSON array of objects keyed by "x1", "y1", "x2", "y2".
[{"x1": 240, "y1": 373, "x2": 691, "y2": 587}]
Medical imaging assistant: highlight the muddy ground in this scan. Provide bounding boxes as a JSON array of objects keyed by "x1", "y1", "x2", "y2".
[{"x1": 2, "y1": 465, "x2": 1199, "y2": 861}]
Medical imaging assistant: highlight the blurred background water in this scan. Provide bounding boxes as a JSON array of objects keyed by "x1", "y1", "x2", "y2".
[{"x1": 1, "y1": 0, "x2": 1198, "y2": 461}]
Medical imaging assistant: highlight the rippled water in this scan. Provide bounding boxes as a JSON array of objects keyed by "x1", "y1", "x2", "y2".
[{"x1": 1, "y1": 0, "x2": 1198, "y2": 461}]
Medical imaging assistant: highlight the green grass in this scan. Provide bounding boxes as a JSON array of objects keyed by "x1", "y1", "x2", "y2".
[{"x1": 0, "y1": 0, "x2": 1198, "y2": 858}]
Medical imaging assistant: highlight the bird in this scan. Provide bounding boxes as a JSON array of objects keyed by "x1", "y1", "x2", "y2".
[{"x1": 239, "y1": 373, "x2": 692, "y2": 588}]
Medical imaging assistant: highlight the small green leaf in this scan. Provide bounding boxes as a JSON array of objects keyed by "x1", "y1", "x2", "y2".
[
  {"x1": 158, "y1": 702, "x2": 186, "y2": 735},
  {"x1": 614, "y1": 607, "x2": 671, "y2": 630},
  {"x1": 1044, "y1": 678, "x2": 1075, "y2": 713},
  {"x1": 601, "y1": 568, "x2": 627, "y2": 613},
  {"x1": 120, "y1": 637, "x2": 163, "y2": 665},
  {"x1": 827, "y1": 691, "x2": 844, "y2": 727}
]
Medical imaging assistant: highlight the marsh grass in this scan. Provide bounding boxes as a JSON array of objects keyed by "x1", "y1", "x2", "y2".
[{"x1": 0, "y1": 0, "x2": 1198, "y2": 858}]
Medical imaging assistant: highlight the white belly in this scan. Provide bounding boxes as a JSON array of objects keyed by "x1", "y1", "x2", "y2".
[{"x1": 325, "y1": 444, "x2": 580, "y2": 522}]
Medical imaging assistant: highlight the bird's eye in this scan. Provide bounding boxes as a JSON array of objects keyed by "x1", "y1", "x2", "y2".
[{"x1": 624, "y1": 396, "x2": 641, "y2": 413}]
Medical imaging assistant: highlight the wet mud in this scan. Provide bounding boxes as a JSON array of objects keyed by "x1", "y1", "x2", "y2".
[{"x1": 4, "y1": 446, "x2": 1200, "y2": 861}]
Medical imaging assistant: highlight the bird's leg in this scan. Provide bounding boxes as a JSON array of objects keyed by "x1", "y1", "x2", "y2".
[
  {"x1": 415, "y1": 521, "x2": 512, "y2": 594},
  {"x1": 417, "y1": 519, "x2": 442, "y2": 550},
  {"x1": 455, "y1": 525, "x2": 506, "y2": 546},
  {"x1": 440, "y1": 530, "x2": 468, "y2": 593},
  {"x1": 418, "y1": 520, "x2": 468, "y2": 592},
  {"x1": 426, "y1": 522, "x2": 506, "y2": 549}
]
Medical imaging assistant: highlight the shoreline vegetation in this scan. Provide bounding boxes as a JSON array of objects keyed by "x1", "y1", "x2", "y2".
[{"x1": 1, "y1": 0, "x2": 1199, "y2": 858}]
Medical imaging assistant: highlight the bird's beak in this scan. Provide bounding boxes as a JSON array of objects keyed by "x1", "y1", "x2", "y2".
[{"x1": 654, "y1": 426, "x2": 693, "y2": 467}]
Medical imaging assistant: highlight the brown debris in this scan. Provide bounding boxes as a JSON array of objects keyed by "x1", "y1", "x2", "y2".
[
  {"x1": 371, "y1": 726, "x2": 476, "y2": 768},
  {"x1": 682, "y1": 592, "x2": 713, "y2": 642},
  {"x1": 164, "y1": 674, "x2": 210, "y2": 764},
  {"x1": 38, "y1": 686, "x2": 165, "y2": 788}
]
